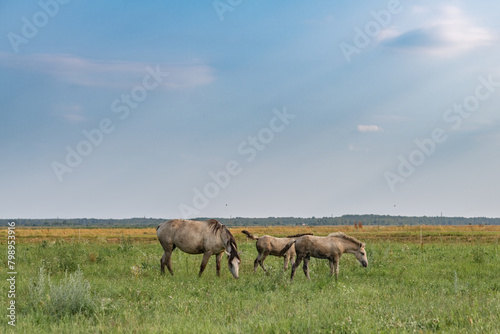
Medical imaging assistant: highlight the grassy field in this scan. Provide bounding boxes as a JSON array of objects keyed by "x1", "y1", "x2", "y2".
[{"x1": 1, "y1": 225, "x2": 499, "y2": 333}]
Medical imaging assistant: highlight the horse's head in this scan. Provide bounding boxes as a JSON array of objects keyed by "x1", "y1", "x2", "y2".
[
  {"x1": 354, "y1": 244, "x2": 368, "y2": 268},
  {"x1": 225, "y1": 240, "x2": 241, "y2": 279}
]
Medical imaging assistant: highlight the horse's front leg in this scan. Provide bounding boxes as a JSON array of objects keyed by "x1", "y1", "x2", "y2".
[
  {"x1": 215, "y1": 252, "x2": 222, "y2": 276},
  {"x1": 199, "y1": 251, "x2": 213, "y2": 277}
]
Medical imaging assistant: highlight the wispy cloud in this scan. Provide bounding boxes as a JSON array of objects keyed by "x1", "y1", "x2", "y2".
[
  {"x1": 380, "y1": 5, "x2": 495, "y2": 56},
  {"x1": 348, "y1": 143, "x2": 371, "y2": 152},
  {"x1": 52, "y1": 103, "x2": 86, "y2": 124},
  {"x1": 357, "y1": 124, "x2": 383, "y2": 132},
  {"x1": 62, "y1": 113, "x2": 86, "y2": 123},
  {"x1": 0, "y1": 52, "x2": 215, "y2": 90}
]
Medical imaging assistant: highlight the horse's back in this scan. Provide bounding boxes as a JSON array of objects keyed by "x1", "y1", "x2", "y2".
[
  {"x1": 157, "y1": 219, "x2": 212, "y2": 254},
  {"x1": 157, "y1": 219, "x2": 184, "y2": 239}
]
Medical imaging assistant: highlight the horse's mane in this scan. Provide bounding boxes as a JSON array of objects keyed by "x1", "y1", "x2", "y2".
[
  {"x1": 328, "y1": 232, "x2": 365, "y2": 247},
  {"x1": 207, "y1": 219, "x2": 224, "y2": 235},
  {"x1": 207, "y1": 219, "x2": 240, "y2": 261},
  {"x1": 286, "y1": 233, "x2": 313, "y2": 238}
]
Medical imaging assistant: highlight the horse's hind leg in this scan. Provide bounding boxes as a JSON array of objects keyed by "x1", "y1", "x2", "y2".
[
  {"x1": 160, "y1": 252, "x2": 169, "y2": 274},
  {"x1": 302, "y1": 255, "x2": 311, "y2": 280},
  {"x1": 165, "y1": 250, "x2": 175, "y2": 275},
  {"x1": 160, "y1": 244, "x2": 175, "y2": 275},
  {"x1": 160, "y1": 252, "x2": 166, "y2": 274}
]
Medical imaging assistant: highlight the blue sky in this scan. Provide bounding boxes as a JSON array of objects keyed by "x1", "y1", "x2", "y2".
[{"x1": 1, "y1": 0, "x2": 500, "y2": 219}]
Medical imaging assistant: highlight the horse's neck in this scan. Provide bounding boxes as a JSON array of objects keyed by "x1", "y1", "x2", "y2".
[{"x1": 219, "y1": 229, "x2": 232, "y2": 249}]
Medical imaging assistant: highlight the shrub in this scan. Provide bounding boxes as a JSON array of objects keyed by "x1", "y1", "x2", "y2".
[{"x1": 28, "y1": 267, "x2": 97, "y2": 318}]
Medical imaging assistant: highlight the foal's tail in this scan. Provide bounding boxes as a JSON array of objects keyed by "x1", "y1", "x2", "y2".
[
  {"x1": 278, "y1": 239, "x2": 296, "y2": 257},
  {"x1": 241, "y1": 230, "x2": 259, "y2": 240}
]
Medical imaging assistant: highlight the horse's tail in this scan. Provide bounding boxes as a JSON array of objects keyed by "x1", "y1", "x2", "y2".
[
  {"x1": 241, "y1": 230, "x2": 259, "y2": 240},
  {"x1": 286, "y1": 233, "x2": 313, "y2": 238},
  {"x1": 279, "y1": 239, "x2": 296, "y2": 257}
]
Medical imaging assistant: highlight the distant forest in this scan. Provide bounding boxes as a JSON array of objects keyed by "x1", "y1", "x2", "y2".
[{"x1": 2, "y1": 215, "x2": 500, "y2": 228}]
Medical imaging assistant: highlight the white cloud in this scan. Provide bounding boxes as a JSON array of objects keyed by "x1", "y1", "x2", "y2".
[
  {"x1": 357, "y1": 124, "x2": 382, "y2": 132},
  {"x1": 0, "y1": 52, "x2": 215, "y2": 90},
  {"x1": 380, "y1": 5, "x2": 495, "y2": 56}
]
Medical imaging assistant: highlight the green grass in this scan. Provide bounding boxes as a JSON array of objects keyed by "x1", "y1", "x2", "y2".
[{"x1": 2, "y1": 238, "x2": 499, "y2": 333}]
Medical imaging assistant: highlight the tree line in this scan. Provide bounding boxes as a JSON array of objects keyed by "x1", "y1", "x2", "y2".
[{"x1": 1, "y1": 215, "x2": 499, "y2": 228}]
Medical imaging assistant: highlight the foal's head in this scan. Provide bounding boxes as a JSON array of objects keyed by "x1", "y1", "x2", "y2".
[
  {"x1": 353, "y1": 244, "x2": 368, "y2": 268},
  {"x1": 332, "y1": 232, "x2": 368, "y2": 268}
]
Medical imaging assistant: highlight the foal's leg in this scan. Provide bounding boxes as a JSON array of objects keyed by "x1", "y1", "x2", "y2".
[
  {"x1": 283, "y1": 253, "x2": 291, "y2": 271},
  {"x1": 258, "y1": 251, "x2": 270, "y2": 273},
  {"x1": 253, "y1": 252, "x2": 262, "y2": 272},
  {"x1": 329, "y1": 258, "x2": 339, "y2": 281},
  {"x1": 290, "y1": 254, "x2": 304, "y2": 281},
  {"x1": 216, "y1": 252, "x2": 222, "y2": 277},
  {"x1": 199, "y1": 252, "x2": 213, "y2": 277},
  {"x1": 328, "y1": 259, "x2": 334, "y2": 276},
  {"x1": 302, "y1": 255, "x2": 311, "y2": 280}
]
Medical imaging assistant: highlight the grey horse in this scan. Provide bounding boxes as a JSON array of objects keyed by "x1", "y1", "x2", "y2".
[{"x1": 157, "y1": 219, "x2": 241, "y2": 278}]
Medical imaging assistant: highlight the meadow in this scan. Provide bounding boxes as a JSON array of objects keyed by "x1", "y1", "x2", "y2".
[{"x1": 1, "y1": 225, "x2": 499, "y2": 333}]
